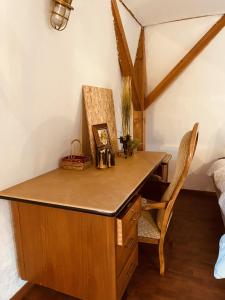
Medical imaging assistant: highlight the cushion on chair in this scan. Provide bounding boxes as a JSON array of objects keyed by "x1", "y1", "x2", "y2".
[{"x1": 138, "y1": 210, "x2": 160, "y2": 240}]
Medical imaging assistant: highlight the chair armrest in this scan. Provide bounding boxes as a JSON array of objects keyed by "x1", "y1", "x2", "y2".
[{"x1": 142, "y1": 200, "x2": 167, "y2": 211}]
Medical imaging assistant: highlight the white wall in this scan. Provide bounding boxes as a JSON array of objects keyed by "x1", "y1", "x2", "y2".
[
  {"x1": 145, "y1": 16, "x2": 225, "y2": 191},
  {"x1": 122, "y1": 0, "x2": 225, "y2": 26},
  {"x1": 0, "y1": 1, "x2": 140, "y2": 298}
]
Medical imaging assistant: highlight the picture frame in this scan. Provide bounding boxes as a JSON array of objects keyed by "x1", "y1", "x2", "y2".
[
  {"x1": 92, "y1": 123, "x2": 112, "y2": 149},
  {"x1": 92, "y1": 123, "x2": 115, "y2": 169}
]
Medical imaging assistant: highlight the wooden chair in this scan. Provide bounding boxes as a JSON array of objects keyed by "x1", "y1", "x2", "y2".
[{"x1": 138, "y1": 123, "x2": 199, "y2": 275}]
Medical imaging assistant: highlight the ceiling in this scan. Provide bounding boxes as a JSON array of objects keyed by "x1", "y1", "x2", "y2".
[{"x1": 122, "y1": 0, "x2": 225, "y2": 26}]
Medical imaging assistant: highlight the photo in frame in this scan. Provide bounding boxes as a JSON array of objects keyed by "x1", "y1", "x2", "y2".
[
  {"x1": 92, "y1": 123, "x2": 111, "y2": 149},
  {"x1": 92, "y1": 123, "x2": 115, "y2": 169}
]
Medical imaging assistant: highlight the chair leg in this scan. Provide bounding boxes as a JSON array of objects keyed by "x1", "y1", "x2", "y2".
[
  {"x1": 159, "y1": 240, "x2": 165, "y2": 276},
  {"x1": 167, "y1": 219, "x2": 174, "y2": 245}
]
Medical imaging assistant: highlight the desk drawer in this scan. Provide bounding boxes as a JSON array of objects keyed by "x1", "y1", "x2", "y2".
[
  {"x1": 116, "y1": 223, "x2": 137, "y2": 276},
  {"x1": 117, "y1": 195, "x2": 141, "y2": 246},
  {"x1": 117, "y1": 247, "x2": 138, "y2": 300}
]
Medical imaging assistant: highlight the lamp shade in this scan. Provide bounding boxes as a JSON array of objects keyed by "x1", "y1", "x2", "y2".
[{"x1": 50, "y1": 0, "x2": 74, "y2": 31}]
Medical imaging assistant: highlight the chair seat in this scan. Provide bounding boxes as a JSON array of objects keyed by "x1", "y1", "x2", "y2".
[{"x1": 138, "y1": 210, "x2": 160, "y2": 240}]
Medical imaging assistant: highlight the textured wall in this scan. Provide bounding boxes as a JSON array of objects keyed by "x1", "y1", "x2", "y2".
[{"x1": 0, "y1": 0, "x2": 140, "y2": 298}]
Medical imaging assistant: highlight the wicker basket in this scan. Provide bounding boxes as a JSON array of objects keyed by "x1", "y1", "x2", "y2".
[{"x1": 61, "y1": 139, "x2": 91, "y2": 170}]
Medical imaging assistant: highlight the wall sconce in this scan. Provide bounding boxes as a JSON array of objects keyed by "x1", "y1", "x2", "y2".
[{"x1": 50, "y1": 0, "x2": 74, "y2": 31}]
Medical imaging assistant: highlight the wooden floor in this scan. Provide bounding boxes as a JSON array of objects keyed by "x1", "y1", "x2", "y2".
[
  {"x1": 19, "y1": 190, "x2": 225, "y2": 300},
  {"x1": 125, "y1": 190, "x2": 225, "y2": 300}
]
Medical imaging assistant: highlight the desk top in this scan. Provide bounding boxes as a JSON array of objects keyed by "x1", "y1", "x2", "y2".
[{"x1": 0, "y1": 152, "x2": 166, "y2": 215}]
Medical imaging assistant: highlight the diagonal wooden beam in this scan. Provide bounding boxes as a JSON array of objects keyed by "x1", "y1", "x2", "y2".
[
  {"x1": 111, "y1": 0, "x2": 141, "y2": 111},
  {"x1": 133, "y1": 28, "x2": 147, "y2": 150},
  {"x1": 145, "y1": 15, "x2": 225, "y2": 109}
]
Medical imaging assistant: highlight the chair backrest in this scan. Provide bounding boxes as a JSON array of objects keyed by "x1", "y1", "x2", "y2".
[{"x1": 156, "y1": 123, "x2": 199, "y2": 231}]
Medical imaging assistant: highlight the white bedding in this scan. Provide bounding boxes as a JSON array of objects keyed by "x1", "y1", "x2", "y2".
[
  {"x1": 207, "y1": 159, "x2": 225, "y2": 227},
  {"x1": 207, "y1": 159, "x2": 225, "y2": 179},
  {"x1": 208, "y1": 161, "x2": 225, "y2": 279}
]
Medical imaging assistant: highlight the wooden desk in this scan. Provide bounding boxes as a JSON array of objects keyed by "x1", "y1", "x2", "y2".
[{"x1": 0, "y1": 151, "x2": 166, "y2": 300}]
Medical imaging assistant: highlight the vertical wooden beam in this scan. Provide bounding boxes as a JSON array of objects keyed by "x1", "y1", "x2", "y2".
[
  {"x1": 145, "y1": 15, "x2": 225, "y2": 109},
  {"x1": 133, "y1": 28, "x2": 146, "y2": 150},
  {"x1": 111, "y1": 0, "x2": 146, "y2": 149},
  {"x1": 111, "y1": 0, "x2": 141, "y2": 111},
  {"x1": 133, "y1": 111, "x2": 145, "y2": 150},
  {"x1": 134, "y1": 28, "x2": 146, "y2": 110}
]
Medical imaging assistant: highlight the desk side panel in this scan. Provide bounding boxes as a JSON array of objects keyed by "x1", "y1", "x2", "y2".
[
  {"x1": 83, "y1": 213, "x2": 117, "y2": 300},
  {"x1": 13, "y1": 202, "x2": 84, "y2": 299},
  {"x1": 12, "y1": 202, "x2": 118, "y2": 300}
]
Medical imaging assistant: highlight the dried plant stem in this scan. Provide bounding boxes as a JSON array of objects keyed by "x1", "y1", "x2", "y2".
[{"x1": 121, "y1": 77, "x2": 132, "y2": 137}]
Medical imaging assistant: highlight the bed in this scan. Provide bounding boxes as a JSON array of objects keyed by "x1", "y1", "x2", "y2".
[
  {"x1": 207, "y1": 158, "x2": 225, "y2": 226},
  {"x1": 207, "y1": 159, "x2": 225, "y2": 279}
]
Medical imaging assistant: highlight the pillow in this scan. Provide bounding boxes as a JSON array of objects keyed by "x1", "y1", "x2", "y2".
[
  {"x1": 214, "y1": 167, "x2": 225, "y2": 192},
  {"x1": 207, "y1": 159, "x2": 225, "y2": 177},
  {"x1": 214, "y1": 234, "x2": 225, "y2": 279}
]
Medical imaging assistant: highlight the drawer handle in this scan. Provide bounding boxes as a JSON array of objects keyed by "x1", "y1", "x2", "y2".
[
  {"x1": 125, "y1": 238, "x2": 135, "y2": 249},
  {"x1": 126, "y1": 262, "x2": 135, "y2": 277}
]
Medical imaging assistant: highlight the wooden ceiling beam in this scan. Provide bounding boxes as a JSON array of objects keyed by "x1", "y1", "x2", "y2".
[
  {"x1": 133, "y1": 28, "x2": 147, "y2": 150},
  {"x1": 145, "y1": 14, "x2": 225, "y2": 109},
  {"x1": 111, "y1": 0, "x2": 141, "y2": 111},
  {"x1": 134, "y1": 28, "x2": 146, "y2": 110}
]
